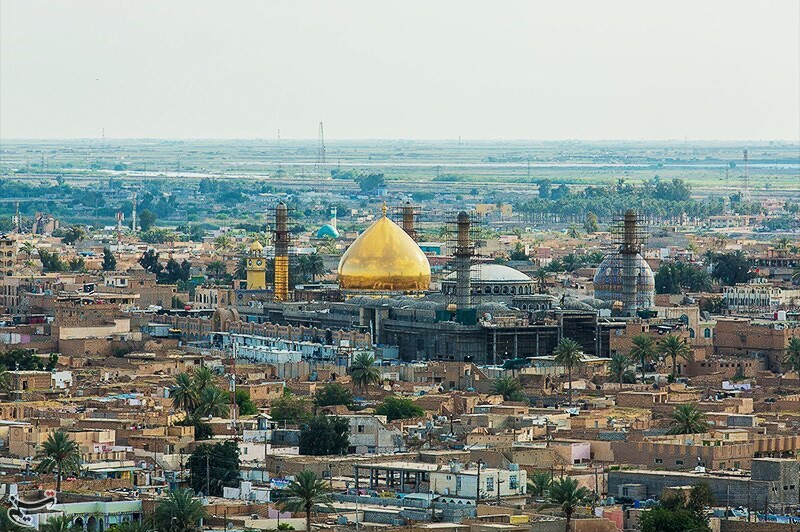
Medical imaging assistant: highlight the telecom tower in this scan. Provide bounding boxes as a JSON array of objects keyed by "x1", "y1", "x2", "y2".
[
  {"x1": 316, "y1": 122, "x2": 326, "y2": 175},
  {"x1": 741, "y1": 149, "x2": 750, "y2": 202},
  {"x1": 131, "y1": 192, "x2": 138, "y2": 232}
]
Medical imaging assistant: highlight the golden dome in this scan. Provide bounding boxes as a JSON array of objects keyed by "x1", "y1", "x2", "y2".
[
  {"x1": 338, "y1": 211, "x2": 431, "y2": 292},
  {"x1": 249, "y1": 240, "x2": 264, "y2": 253}
]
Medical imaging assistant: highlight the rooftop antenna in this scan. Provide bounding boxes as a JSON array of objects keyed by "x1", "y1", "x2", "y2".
[
  {"x1": 276, "y1": 129, "x2": 282, "y2": 172},
  {"x1": 131, "y1": 192, "x2": 138, "y2": 232},
  {"x1": 14, "y1": 201, "x2": 20, "y2": 234},
  {"x1": 316, "y1": 122, "x2": 326, "y2": 175},
  {"x1": 741, "y1": 149, "x2": 750, "y2": 202}
]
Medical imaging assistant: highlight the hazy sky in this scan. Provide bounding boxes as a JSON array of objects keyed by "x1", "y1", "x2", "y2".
[{"x1": 1, "y1": 1, "x2": 798, "y2": 140}]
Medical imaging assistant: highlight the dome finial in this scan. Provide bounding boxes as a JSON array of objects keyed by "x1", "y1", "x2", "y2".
[{"x1": 381, "y1": 201, "x2": 387, "y2": 217}]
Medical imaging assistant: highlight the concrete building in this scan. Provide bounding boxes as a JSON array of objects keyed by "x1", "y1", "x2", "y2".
[
  {"x1": 609, "y1": 458, "x2": 799, "y2": 511},
  {"x1": 344, "y1": 415, "x2": 406, "y2": 454}
]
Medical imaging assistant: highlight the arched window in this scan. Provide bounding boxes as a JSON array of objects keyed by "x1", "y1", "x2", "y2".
[
  {"x1": 493, "y1": 286, "x2": 500, "y2": 294},
  {"x1": 502, "y1": 286, "x2": 509, "y2": 294},
  {"x1": 704, "y1": 328, "x2": 711, "y2": 338}
]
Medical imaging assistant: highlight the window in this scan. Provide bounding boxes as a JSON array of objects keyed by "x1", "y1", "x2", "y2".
[
  {"x1": 655, "y1": 458, "x2": 663, "y2": 464},
  {"x1": 486, "y1": 477, "x2": 494, "y2": 491},
  {"x1": 456, "y1": 476, "x2": 462, "y2": 492},
  {"x1": 676, "y1": 460, "x2": 683, "y2": 465},
  {"x1": 509, "y1": 475, "x2": 518, "y2": 489},
  {"x1": 357, "y1": 425, "x2": 365, "y2": 433}
]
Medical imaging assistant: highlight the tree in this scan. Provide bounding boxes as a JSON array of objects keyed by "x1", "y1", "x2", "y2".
[
  {"x1": 67, "y1": 257, "x2": 85, "y2": 272},
  {"x1": 192, "y1": 365, "x2": 215, "y2": 391},
  {"x1": 629, "y1": 334, "x2": 657, "y2": 383},
  {"x1": 374, "y1": 396, "x2": 424, "y2": 421},
  {"x1": 566, "y1": 224, "x2": 581, "y2": 239},
  {"x1": 299, "y1": 415, "x2": 350, "y2": 456},
  {"x1": 38, "y1": 249, "x2": 67, "y2": 272},
  {"x1": 527, "y1": 471, "x2": 552, "y2": 498},
  {"x1": 281, "y1": 470, "x2": 335, "y2": 532},
  {"x1": 546, "y1": 476, "x2": 592, "y2": 532},
  {"x1": 0, "y1": 507, "x2": 26, "y2": 532},
  {"x1": 213, "y1": 234, "x2": 233, "y2": 258},
  {"x1": 153, "y1": 488, "x2": 206, "y2": 532},
  {"x1": 172, "y1": 372, "x2": 198, "y2": 415},
  {"x1": 234, "y1": 389, "x2": 258, "y2": 416},
  {"x1": 102, "y1": 247, "x2": 117, "y2": 271},
  {"x1": 792, "y1": 264, "x2": 800, "y2": 284},
  {"x1": 667, "y1": 404, "x2": 709, "y2": 435},
  {"x1": 313, "y1": 383, "x2": 354, "y2": 408},
  {"x1": 138, "y1": 209, "x2": 157, "y2": 231},
  {"x1": 20, "y1": 241, "x2": 35, "y2": 260},
  {"x1": 639, "y1": 506, "x2": 710, "y2": 532},
  {"x1": 608, "y1": 353, "x2": 635, "y2": 388},
  {"x1": 107, "y1": 521, "x2": 152, "y2": 532},
  {"x1": 783, "y1": 337, "x2": 800, "y2": 374},
  {"x1": 583, "y1": 212, "x2": 599, "y2": 233},
  {"x1": 491, "y1": 376, "x2": 527, "y2": 402},
  {"x1": 234, "y1": 256, "x2": 248, "y2": 280},
  {"x1": 271, "y1": 394, "x2": 313, "y2": 424},
  {"x1": 349, "y1": 352, "x2": 381, "y2": 396},
  {"x1": 36, "y1": 430, "x2": 81, "y2": 492},
  {"x1": 188, "y1": 441, "x2": 240, "y2": 496},
  {"x1": 553, "y1": 338, "x2": 583, "y2": 405},
  {"x1": 686, "y1": 482, "x2": 715, "y2": 517},
  {"x1": 40, "y1": 515, "x2": 79, "y2": 532},
  {"x1": 195, "y1": 386, "x2": 229, "y2": 418},
  {"x1": 60, "y1": 226, "x2": 85, "y2": 245},
  {"x1": 509, "y1": 242, "x2": 528, "y2": 261},
  {"x1": 659, "y1": 334, "x2": 692, "y2": 378},
  {"x1": 534, "y1": 268, "x2": 549, "y2": 294},
  {"x1": 0, "y1": 348, "x2": 48, "y2": 370},
  {"x1": 655, "y1": 263, "x2": 712, "y2": 294},
  {"x1": 709, "y1": 251, "x2": 751, "y2": 286},
  {"x1": 0, "y1": 365, "x2": 12, "y2": 395},
  {"x1": 205, "y1": 260, "x2": 227, "y2": 280},
  {"x1": 298, "y1": 253, "x2": 325, "y2": 282},
  {"x1": 139, "y1": 249, "x2": 162, "y2": 275}
]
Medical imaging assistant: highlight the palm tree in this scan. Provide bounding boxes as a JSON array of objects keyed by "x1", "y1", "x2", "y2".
[
  {"x1": 304, "y1": 253, "x2": 325, "y2": 281},
  {"x1": 234, "y1": 256, "x2": 248, "y2": 281},
  {"x1": 659, "y1": 334, "x2": 692, "y2": 379},
  {"x1": 153, "y1": 488, "x2": 206, "y2": 532},
  {"x1": 492, "y1": 376, "x2": 525, "y2": 402},
  {"x1": 192, "y1": 366, "x2": 215, "y2": 391},
  {"x1": 0, "y1": 365, "x2": 12, "y2": 395},
  {"x1": 527, "y1": 471, "x2": 553, "y2": 498},
  {"x1": 0, "y1": 507, "x2": 26, "y2": 532},
  {"x1": 281, "y1": 470, "x2": 334, "y2": 532},
  {"x1": 783, "y1": 337, "x2": 800, "y2": 374},
  {"x1": 107, "y1": 521, "x2": 151, "y2": 532},
  {"x1": 36, "y1": 430, "x2": 81, "y2": 492},
  {"x1": 566, "y1": 224, "x2": 581, "y2": 239},
  {"x1": 195, "y1": 386, "x2": 229, "y2": 418},
  {"x1": 774, "y1": 237, "x2": 791, "y2": 251},
  {"x1": 553, "y1": 338, "x2": 583, "y2": 405},
  {"x1": 629, "y1": 334, "x2": 657, "y2": 383},
  {"x1": 20, "y1": 241, "x2": 35, "y2": 261},
  {"x1": 792, "y1": 265, "x2": 800, "y2": 285},
  {"x1": 546, "y1": 476, "x2": 593, "y2": 532},
  {"x1": 608, "y1": 353, "x2": 634, "y2": 389},
  {"x1": 40, "y1": 515, "x2": 79, "y2": 532},
  {"x1": 172, "y1": 372, "x2": 198, "y2": 415},
  {"x1": 213, "y1": 234, "x2": 233, "y2": 259},
  {"x1": 205, "y1": 260, "x2": 227, "y2": 281},
  {"x1": 667, "y1": 404, "x2": 709, "y2": 435},
  {"x1": 534, "y1": 268, "x2": 549, "y2": 294},
  {"x1": 349, "y1": 352, "x2": 381, "y2": 396}
]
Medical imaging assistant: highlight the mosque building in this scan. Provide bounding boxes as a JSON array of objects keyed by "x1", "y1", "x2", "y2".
[
  {"x1": 337, "y1": 204, "x2": 431, "y2": 294},
  {"x1": 316, "y1": 207, "x2": 340, "y2": 239}
]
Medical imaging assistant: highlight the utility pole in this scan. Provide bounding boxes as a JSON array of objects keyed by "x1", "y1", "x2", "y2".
[
  {"x1": 206, "y1": 452, "x2": 210, "y2": 497},
  {"x1": 476, "y1": 459, "x2": 484, "y2": 504}
]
